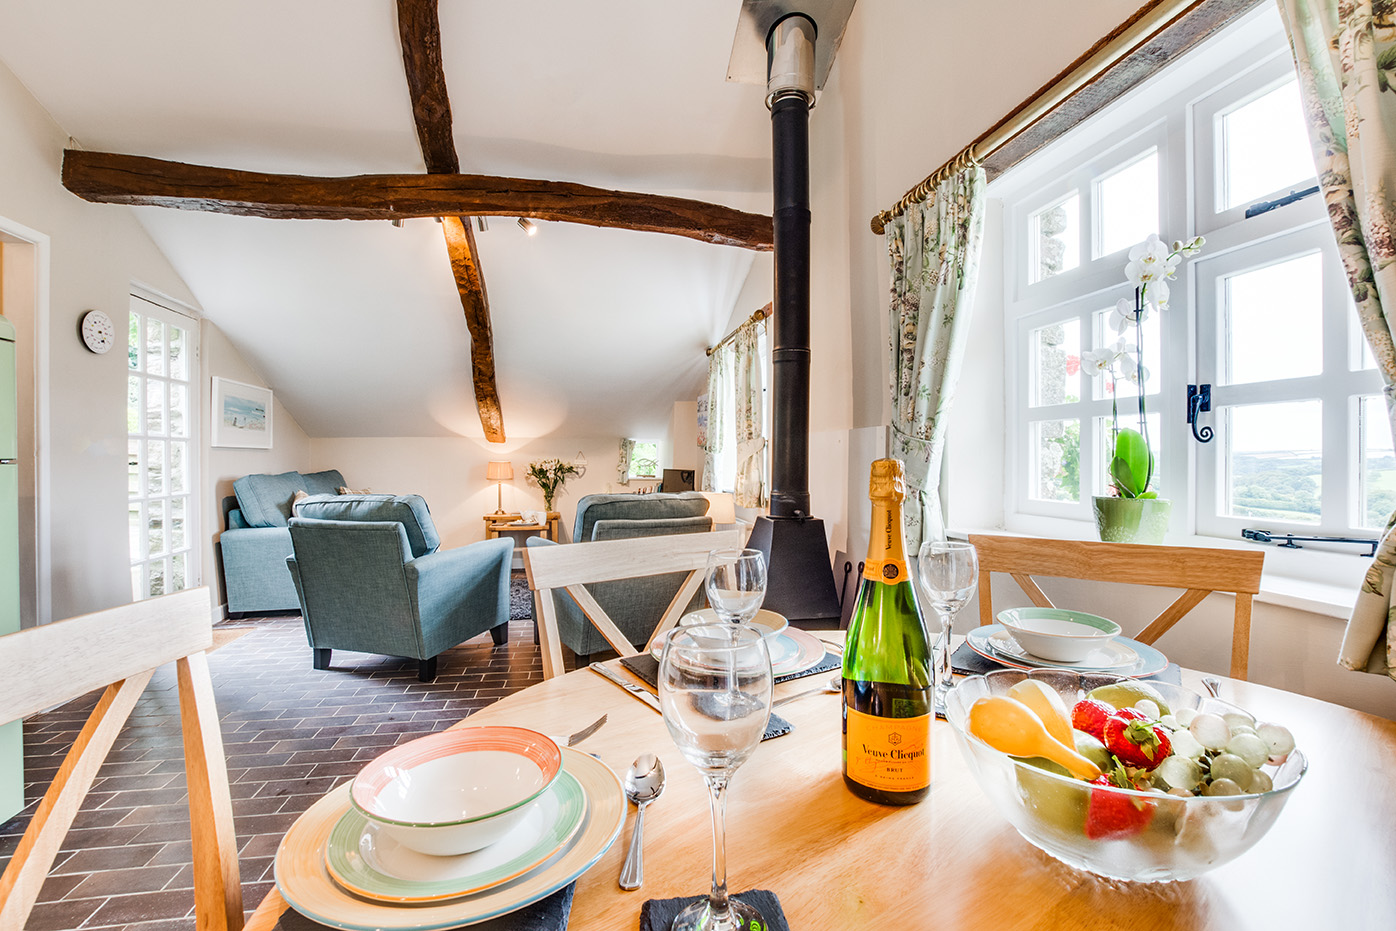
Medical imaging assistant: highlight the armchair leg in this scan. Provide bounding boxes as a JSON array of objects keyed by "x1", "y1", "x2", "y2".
[
  {"x1": 313, "y1": 648, "x2": 331, "y2": 670},
  {"x1": 418, "y1": 656, "x2": 438, "y2": 682},
  {"x1": 490, "y1": 624, "x2": 508, "y2": 646}
]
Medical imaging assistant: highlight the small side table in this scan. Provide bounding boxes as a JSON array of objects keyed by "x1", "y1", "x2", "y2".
[{"x1": 483, "y1": 512, "x2": 561, "y2": 543}]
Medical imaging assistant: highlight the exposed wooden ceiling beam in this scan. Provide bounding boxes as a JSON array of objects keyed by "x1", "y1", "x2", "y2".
[
  {"x1": 396, "y1": 0, "x2": 458, "y2": 175},
  {"x1": 395, "y1": 0, "x2": 504, "y2": 441},
  {"x1": 61, "y1": 150, "x2": 775, "y2": 250}
]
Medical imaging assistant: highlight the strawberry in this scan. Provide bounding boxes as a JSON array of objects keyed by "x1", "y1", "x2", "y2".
[
  {"x1": 1070, "y1": 698, "x2": 1115, "y2": 742},
  {"x1": 1083, "y1": 775, "x2": 1156, "y2": 839},
  {"x1": 1102, "y1": 708, "x2": 1172, "y2": 771}
]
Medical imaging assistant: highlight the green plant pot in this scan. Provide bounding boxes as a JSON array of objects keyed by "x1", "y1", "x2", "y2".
[{"x1": 1092, "y1": 496, "x2": 1171, "y2": 544}]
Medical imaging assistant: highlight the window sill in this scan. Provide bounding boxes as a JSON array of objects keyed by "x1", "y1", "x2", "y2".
[{"x1": 953, "y1": 517, "x2": 1366, "y2": 620}]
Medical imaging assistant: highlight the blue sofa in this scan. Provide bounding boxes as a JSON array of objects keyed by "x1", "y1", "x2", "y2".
[{"x1": 218, "y1": 469, "x2": 347, "y2": 614}]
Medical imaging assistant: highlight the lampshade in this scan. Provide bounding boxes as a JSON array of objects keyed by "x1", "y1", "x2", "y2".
[
  {"x1": 700, "y1": 491, "x2": 737, "y2": 525},
  {"x1": 486, "y1": 461, "x2": 514, "y2": 481}
]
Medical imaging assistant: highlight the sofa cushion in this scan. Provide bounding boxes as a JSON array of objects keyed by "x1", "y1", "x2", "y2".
[
  {"x1": 573, "y1": 492, "x2": 710, "y2": 543},
  {"x1": 292, "y1": 493, "x2": 440, "y2": 558},
  {"x1": 233, "y1": 471, "x2": 307, "y2": 528},
  {"x1": 302, "y1": 469, "x2": 346, "y2": 496}
]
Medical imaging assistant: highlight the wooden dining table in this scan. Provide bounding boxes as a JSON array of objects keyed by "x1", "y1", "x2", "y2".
[{"x1": 247, "y1": 633, "x2": 1396, "y2": 930}]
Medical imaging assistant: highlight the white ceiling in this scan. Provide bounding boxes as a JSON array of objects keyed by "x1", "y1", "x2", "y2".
[{"x1": 0, "y1": 1, "x2": 773, "y2": 439}]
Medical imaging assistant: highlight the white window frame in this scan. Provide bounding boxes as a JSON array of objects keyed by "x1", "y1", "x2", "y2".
[
  {"x1": 128, "y1": 291, "x2": 201, "y2": 600},
  {"x1": 991, "y1": 6, "x2": 1376, "y2": 591}
]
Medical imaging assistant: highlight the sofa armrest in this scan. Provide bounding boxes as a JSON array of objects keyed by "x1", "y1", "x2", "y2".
[
  {"x1": 407, "y1": 538, "x2": 514, "y2": 645},
  {"x1": 218, "y1": 526, "x2": 299, "y2": 613}
]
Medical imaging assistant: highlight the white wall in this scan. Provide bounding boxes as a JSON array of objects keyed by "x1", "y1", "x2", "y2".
[{"x1": 0, "y1": 59, "x2": 209, "y2": 622}]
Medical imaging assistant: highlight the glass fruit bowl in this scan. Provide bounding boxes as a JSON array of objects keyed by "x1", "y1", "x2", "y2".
[{"x1": 944, "y1": 669, "x2": 1306, "y2": 883}]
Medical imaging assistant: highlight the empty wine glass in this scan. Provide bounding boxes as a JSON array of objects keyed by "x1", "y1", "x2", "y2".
[
  {"x1": 658, "y1": 624, "x2": 772, "y2": 931},
  {"x1": 916, "y1": 540, "x2": 979, "y2": 706},
  {"x1": 705, "y1": 548, "x2": 767, "y2": 625}
]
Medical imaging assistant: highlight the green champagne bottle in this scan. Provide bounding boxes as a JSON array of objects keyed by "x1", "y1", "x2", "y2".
[{"x1": 842, "y1": 458, "x2": 933, "y2": 805}]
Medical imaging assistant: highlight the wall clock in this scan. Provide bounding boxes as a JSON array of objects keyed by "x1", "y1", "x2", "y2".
[{"x1": 80, "y1": 309, "x2": 115, "y2": 354}]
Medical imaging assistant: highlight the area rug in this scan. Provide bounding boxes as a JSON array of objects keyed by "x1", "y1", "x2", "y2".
[{"x1": 509, "y1": 576, "x2": 533, "y2": 620}]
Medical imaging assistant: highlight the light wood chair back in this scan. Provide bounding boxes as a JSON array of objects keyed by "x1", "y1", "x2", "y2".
[
  {"x1": 523, "y1": 529, "x2": 742, "y2": 678},
  {"x1": 967, "y1": 535, "x2": 1265, "y2": 680},
  {"x1": 0, "y1": 587, "x2": 242, "y2": 931}
]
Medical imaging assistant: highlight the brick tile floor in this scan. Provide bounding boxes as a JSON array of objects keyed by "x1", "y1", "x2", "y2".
[{"x1": 0, "y1": 611, "x2": 592, "y2": 931}]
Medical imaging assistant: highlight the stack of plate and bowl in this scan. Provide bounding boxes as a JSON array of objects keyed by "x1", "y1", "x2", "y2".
[
  {"x1": 273, "y1": 726, "x2": 626, "y2": 930},
  {"x1": 967, "y1": 607, "x2": 1169, "y2": 678},
  {"x1": 650, "y1": 609, "x2": 828, "y2": 676}
]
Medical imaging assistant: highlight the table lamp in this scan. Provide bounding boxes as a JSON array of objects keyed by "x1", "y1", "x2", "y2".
[
  {"x1": 700, "y1": 491, "x2": 737, "y2": 527},
  {"x1": 486, "y1": 461, "x2": 514, "y2": 515}
]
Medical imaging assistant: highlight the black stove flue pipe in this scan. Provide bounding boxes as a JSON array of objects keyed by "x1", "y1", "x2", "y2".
[{"x1": 747, "y1": 12, "x2": 841, "y2": 627}]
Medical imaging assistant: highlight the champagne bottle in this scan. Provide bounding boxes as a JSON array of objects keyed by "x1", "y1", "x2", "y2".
[{"x1": 842, "y1": 458, "x2": 933, "y2": 805}]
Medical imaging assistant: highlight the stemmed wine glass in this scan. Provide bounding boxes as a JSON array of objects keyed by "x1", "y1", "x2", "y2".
[
  {"x1": 704, "y1": 548, "x2": 767, "y2": 624},
  {"x1": 916, "y1": 540, "x2": 979, "y2": 706},
  {"x1": 658, "y1": 624, "x2": 773, "y2": 931}
]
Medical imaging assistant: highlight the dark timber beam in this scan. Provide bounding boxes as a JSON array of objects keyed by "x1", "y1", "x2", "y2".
[
  {"x1": 395, "y1": 0, "x2": 503, "y2": 441},
  {"x1": 61, "y1": 150, "x2": 775, "y2": 250}
]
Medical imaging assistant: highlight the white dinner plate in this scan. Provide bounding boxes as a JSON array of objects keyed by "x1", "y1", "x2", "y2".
[
  {"x1": 966, "y1": 624, "x2": 1168, "y2": 678},
  {"x1": 274, "y1": 747, "x2": 624, "y2": 930}
]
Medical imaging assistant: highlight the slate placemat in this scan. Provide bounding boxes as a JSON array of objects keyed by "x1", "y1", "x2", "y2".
[
  {"x1": 620, "y1": 649, "x2": 840, "y2": 689},
  {"x1": 640, "y1": 889, "x2": 791, "y2": 931},
  {"x1": 274, "y1": 882, "x2": 575, "y2": 931}
]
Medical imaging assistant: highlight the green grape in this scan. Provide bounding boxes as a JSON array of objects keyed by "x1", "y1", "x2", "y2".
[
  {"x1": 1209, "y1": 752, "x2": 1252, "y2": 787},
  {"x1": 1173, "y1": 707, "x2": 1197, "y2": 727},
  {"x1": 1256, "y1": 722, "x2": 1295, "y2": 762},
  {"x1": 1248, "y1": 770, "x2": 1273, "y2": 793},
  {"x1": 1226, "y1": 732, "x2": 1269, "y2": 769},
  {"x1": 1221, "y1": 711, "x2": 1255, "y2": 730},
  {"x1": 1204, "y1": 777, "x2": 1243, "y2": 797}
]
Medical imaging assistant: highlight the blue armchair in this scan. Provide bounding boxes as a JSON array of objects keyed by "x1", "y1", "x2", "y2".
[{"x1": 286, "y1": 498, "x2": 512, "y2": 681}]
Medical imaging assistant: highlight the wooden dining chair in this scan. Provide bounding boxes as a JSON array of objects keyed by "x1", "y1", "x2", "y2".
[
  {"x1": 0, "y1": 587, "x2": 242, "y2": 931},
  {"x1": 967, "y1": 535, "x2": 1265, "y2": 680},
  {"x1": 523, "y1": 529, "x2": 742, "y2": 678}
]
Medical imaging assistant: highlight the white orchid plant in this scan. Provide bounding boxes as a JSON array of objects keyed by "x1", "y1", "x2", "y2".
[{"x1": 1080, "y1": 233, "x2": 1204, "y2": 499}]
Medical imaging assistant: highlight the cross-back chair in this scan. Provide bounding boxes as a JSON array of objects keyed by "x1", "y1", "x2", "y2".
[
  {"x1": 967, "y1": 535, "x2": 1265, "y2": 680},
  {"x1": 523, "y1": 529, "x2": 742, "y2": 679},
  {"x1": 0, "y1": 587, "x2": 242, "y2": 931}
]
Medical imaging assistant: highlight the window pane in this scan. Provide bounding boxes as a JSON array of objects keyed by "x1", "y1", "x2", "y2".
[
  {"x1": 131, "y1": 565, "x2": 143, "y2": 601},
  {"x1": 1030, "y1": 193, "x2": 1079, "y2": 283},
  {"x1": 171, "y1": 496, "x2": 187, "y2": 552},
  {"x1": 1219, "y1": 78, "x2": 1315, "y2": 211},
  {"x1": 146, "y1": 379, "x2": 166, "y2": 436},
  {"x1": 171, "y1": 553, "x2": 186, "y2": 593},
  {"x1": 1030, "y1": 419, "x2": 1080, "y2": 502},
  {"x1": 128, "y1": 313, "x2": 140, "y2": 371},
  {"x1": 169, "y1": 441, "x2": 187, "y2": 495},
  {"x1": 128, "y1": 501, "x2": 142, "y2": 561},
  {"x1": 1097, "y1": 150, "x2": 1159, "y2": 257},
  {"x1": 145, "y1": 318, "x2": 165, "y2": 376},
  {"x1": 169, "y1": 325, "x2": 188, "y2": 381},
  {"x1": 169, "y1": 383, "x2": 187, "y2": 438},
  {"x1": 1093, "y1": 307, "x2": 1161, "y2": 401},
  {"x1": 1030, "y1": 319, "x2": 1080, "y2": 406},
  {"x1": 1226, "y1": 401, "x2": 1321, "y2": 523},
  {"x1": 1097, "y1": 413, "x2": 1161, "y2": 497},
  {"x1": 146, "y1": 439, "x2": 165, "y2": 496},
  {"x1": 148, "y1": 560, "x2": 167, "y2": 598},
  {"x1": 128, "y1": 439, "x2": 140, "y2": 497},
  {"x1": 629, "y1": 440, "x2": 659, "y2": 479},
  {"x1": 147, "y1": 499, "x2": 165, "y2": 557},
  {"x1": 1224, "y1": 252, "x2": 1322, "y2": 384},
  {"x1": 1360, "y1": 395, "x2": 1396, "y2": 529},
  {"x1": 127, "y1": 375, "x2": 142, "y2": 435}
]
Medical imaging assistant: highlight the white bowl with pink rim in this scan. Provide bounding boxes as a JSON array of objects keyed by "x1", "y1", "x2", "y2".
[{"x1": 350, "y1": 726, "x2": 563, "y2": 856}]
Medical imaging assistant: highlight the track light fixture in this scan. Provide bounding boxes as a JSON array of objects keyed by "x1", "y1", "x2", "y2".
[
  {"x1": 475, "y1": 217, "x2": 489, "y2": 232},
  {"x1": 390, "y1": 218, "x2": 404, "y2": 228},
  {"x1": 517, "y1": 218, "x2": 538, "y2": 236}
]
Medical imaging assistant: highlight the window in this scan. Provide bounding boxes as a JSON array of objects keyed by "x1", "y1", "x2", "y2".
[
  {"x1": 996, "y1": 8, "x2": 1379, "y2": 549},
  {"x1": 704, "y1": 317, "x2": 771, "y2": 495},
  {"x1": 128, "y1": 294, "x2": 199, "y2": 600},
  {"x1": 626, "y1": 440, "x2": 660, "y2": 480}
]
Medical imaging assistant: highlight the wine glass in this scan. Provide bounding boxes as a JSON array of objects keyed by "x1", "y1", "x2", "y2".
[
  {"x1": 704, "y1": 548, "x2": 767, "y2": 625},
  {"x1": 658, "y1": 624, "x2": 772, "y2": 931},
  {"x1": 916, "y1": 540, "x2": 979, "y2": 706}
]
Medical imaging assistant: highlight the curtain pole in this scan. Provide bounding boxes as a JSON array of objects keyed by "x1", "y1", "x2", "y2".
[
  {"x1": 869, "y1": 0, "x2": 1204, "y2": 235},
  {"x1": 706, "y1": 302, "x2": 772, "y2": 356}
]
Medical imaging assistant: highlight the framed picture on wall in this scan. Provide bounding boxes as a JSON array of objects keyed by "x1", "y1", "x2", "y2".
[{"x1": 211, "y1": 377, "x2": 273, "y2": 449}]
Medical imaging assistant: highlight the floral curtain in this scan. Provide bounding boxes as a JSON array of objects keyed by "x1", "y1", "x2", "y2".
[
  {"x1": 1280, "y1": 0, "x2": 1396, "y2": 679},
  {"x1": 731, "y1": 318, "x2": 769, "y2": 508},
  {"x1": 616, "y1": 438, "x2": 635, "y2": 485},
  {"x1": 886, "y1": 165, "x2": 987, "y2": 549},
  {"x1": 701, "y1": 344, "x2": 728, "y2": 492}
]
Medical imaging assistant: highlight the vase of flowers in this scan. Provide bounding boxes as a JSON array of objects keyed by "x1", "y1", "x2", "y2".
[
  {"x1": 1081, "y1": 233, "x2": 1204, "y2": 543},
  {"x1": 526, "y1": 458, "x2": 580, "y2": 512}
]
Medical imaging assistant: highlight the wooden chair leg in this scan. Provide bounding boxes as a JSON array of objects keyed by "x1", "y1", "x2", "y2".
[
  {"x1": 490, "y1": 624, "x2": 508, "y2": 646},
  {"x1": 418, "y1": 656, "x2": 438, "y2": 682},
  {"x1": 312, "y1": 648, "x2": 331, "y2": 670}
]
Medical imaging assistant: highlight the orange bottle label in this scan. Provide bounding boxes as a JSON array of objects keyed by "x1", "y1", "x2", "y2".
[
  {"x1": 862, "y1": 558, "x2": 909, "y2": 584},
  {"x1": 844, "y1": 705, "x2": 931, "y2": 793}
]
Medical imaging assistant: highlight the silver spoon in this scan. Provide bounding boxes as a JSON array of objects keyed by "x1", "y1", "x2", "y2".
[{"x1": 619, "y1": 754, "x2": 665, "y2": 890}]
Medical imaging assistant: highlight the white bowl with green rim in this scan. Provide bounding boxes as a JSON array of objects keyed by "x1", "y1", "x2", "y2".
[{"x1": 996, "y1": 607, "x2": 1121, "y2": 663}]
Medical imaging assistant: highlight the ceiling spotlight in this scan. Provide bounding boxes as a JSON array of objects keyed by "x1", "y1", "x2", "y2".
[
  {"x1": 390, "y1": 218, "x2": 404, "y2": 228},
  {"x1": 475, "y1": 217, "x2": 489, "y2": 232},
  {"x1": 517, "y1": 218, "x2": 538, "y2": 236}
]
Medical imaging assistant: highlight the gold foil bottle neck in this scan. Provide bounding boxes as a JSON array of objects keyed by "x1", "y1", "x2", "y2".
[{"x1": 868, "y1": 458, "x2": 906, "y2": 503}]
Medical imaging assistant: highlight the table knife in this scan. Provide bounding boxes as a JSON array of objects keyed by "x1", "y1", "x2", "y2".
[{"x1": 589, "y1": 662, "x2": 662, "y2": 713}]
